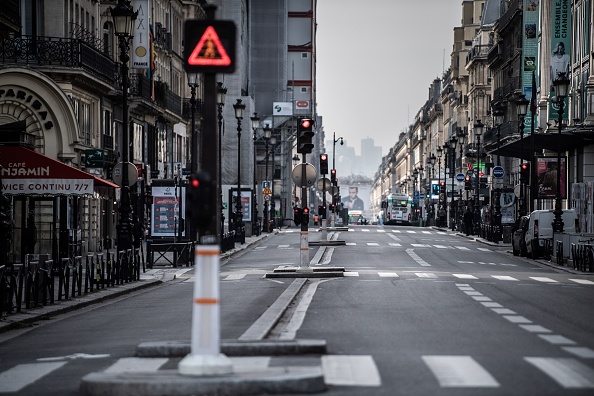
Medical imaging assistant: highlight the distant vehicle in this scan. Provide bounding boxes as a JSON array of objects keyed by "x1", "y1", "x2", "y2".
[
  {"x1": 348, "y1": 210, "x2": 364, "y2": 225},
  {"x1": 525, "y1": 209, "x2": 577, "y2": 258},
  {"x1": 512, "y1": 215, "x2": 529, "y2": 257},
  {"x1": 380, "y1": 193, "x2": 412, "y2": 225}
]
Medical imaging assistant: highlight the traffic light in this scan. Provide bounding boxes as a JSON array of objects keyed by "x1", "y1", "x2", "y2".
[
  {"x1": 297, "y1": 118, "x2": 314, "y2": 154},
  {"x1": 294, "y1": 207, "x2": 302, "y2": 226},
  {"x1": 432, "y1": 183, "x2": 440, "y2": 195},
  {"x1": 319, "y1": 153, "x2": 329, "y2": 175},
  {"x1": 464, "y1": 175, "x2": 472, "y2": 191},
  {"x1": 187, "y1": 170, "x2": 215, "y2": 228},
  {"x1": 318, "y1": 205, "x2": 326, "y2": 217},
  {"x1": 520, "y1": 162, "x2": 530, "y2": 184},
  {"x1": 330, "y1": 169, "x2": 337, "y2": 185},
  {"x1": 302, "y1": 207, "x2": 310, "y2": 224}
]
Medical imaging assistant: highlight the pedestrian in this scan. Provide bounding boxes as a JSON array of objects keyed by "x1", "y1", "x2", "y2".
[{"x1": 463, "y1": 208, "x2": 474, "y2": 236}]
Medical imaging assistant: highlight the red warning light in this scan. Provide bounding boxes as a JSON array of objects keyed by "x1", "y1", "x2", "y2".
[
  {"x1": 187, "y1": 26, "x2": 231, "y2": 67},
  {"x1": 321, "y1": 154, "x2": 327, "y2": 161},
  {"x1": 301, "y1": 119, "x2": 311, "y2": 129},
  {"x1": 191, "y1": 178, "x2": 200, "y2": 188}
]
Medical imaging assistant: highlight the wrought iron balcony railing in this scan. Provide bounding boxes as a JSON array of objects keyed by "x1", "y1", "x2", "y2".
[{"x1": 0, "y1": 35, "x2": 116, "y2": 83}]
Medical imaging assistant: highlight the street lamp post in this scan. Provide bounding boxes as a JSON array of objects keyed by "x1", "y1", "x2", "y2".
[
  {"x1": 233, "y1": 99, "x2": 246, "y2": 244},
  {"x1": 492, "y1": 107, "x2": 505, "y2": 242},
  {"x1": 436, "y1": 146, "x2": 443, "y2": 227},
  {"x1": 552, "y1": 72, "x2": 570, "y2": 232},
  {"x1": 188, "y1": 74, "x2": 199, "y2": 173},
  {"x1": 216, "y1": 82, "x2": 227, "y2": 240},
  {"x1": 332, "y1": 132, "x2": 343, "y2": 218},
  {"x1": 473, "y1": 120, "x2": 484, "y2": 235},
  {"x1": 110, "y1": 0, "x2": 137, "y2": 252},
  {"x1": 269, "y1": 135, "x2": 277, "y2": 230},
  {"x1": 516, "y1": 94, "x2": 529, "y2": 217},
  {"x1": 429, "y1": 154, "x2": 436, "y2": 225},
  {"x1": 412, "y1": 169, "x2": 419, "y2": 223},
  {"x1": 417, "y1": 166, "x2": 424, "y2": 225},
  {"x1": 457, "y1": 129, "x2": 466, "y2": 230},
  {"x1": 250, "y1": 113, "x2": 260, "y2": 236},
  {"x1": 449, "y1": 136, "x2": 458, "y2": 230},
  {"x1": 442, "y1": 142, "x2": 449, "y2": 227},
  {"x1": 262, "y1": 125, "x2": 271, "y2": 233},
  {"x1": 292, "y1": 154, "x2": 300, "y2": 208}
]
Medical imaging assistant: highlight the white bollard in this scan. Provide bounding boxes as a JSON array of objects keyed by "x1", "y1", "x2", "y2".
[
  {"x1": 300, "y1": 231, "x2": 310, "y2": 269},
  {"x1": 321, "y1": 219, "x2": 328, "y2": 240},
  {"x1": 178, "y1": 245, "x2": 232, "y2": 376}
]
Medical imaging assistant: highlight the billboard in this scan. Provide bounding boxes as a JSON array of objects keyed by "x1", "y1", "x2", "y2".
[
  {"x1": 536, "y1": 156, "x2": 566, "y2": 199},
  {"x1": 342, "y1": 184, "x2": 371, "y2": 216}
]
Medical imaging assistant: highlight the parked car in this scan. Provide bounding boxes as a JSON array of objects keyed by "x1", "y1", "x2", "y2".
[
  {"x1": 525, "y1": 209, "x2": 577, "y2": 259},
  {"x1": 512, "y1": 215, "x2": 529, "y2": 256}
]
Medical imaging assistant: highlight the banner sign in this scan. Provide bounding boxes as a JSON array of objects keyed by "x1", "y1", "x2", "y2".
[
  {"x1": 548, "y1": 0, "x2": 571, "y2": 121},
  {"x1": 132, "y1": 0, "x2": 150, "y2": 69},
  {"x1": 521, "y1": 0, "x2": 540, "y2": 133},
  {"x1": 536, "y1": 156, "x2": 567, "y2": 199}
]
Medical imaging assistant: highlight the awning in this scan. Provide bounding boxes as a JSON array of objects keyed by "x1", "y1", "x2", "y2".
[
  {"x1": 0, "y1": 146, "x2": 119, "y2": 196},
  {"x1": 489, "y1": 130, "x2": 594, "y2": 161}
]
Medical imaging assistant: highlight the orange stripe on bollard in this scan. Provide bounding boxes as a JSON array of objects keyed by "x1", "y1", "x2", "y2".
[
  {"x1": 194, "y1": 298, "x2": 219, "y2": 304},
  {"x1": 195, "y1": 249, "x2": 220, "y2": 256}
]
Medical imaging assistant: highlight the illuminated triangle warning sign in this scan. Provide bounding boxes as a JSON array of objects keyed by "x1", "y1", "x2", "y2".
[
  {"x1": 184, "y1": 20, "x2": 236, "y2": 73},
  {"x1": 188, "y1": 26, "x2": 231, "y2": 66}
]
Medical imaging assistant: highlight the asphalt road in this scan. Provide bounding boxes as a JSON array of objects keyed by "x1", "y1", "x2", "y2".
[{"x1": 1, "y1": 225, "x2": 593, "y2": 395}]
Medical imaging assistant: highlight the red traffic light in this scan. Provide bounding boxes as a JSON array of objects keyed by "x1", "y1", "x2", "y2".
[
  {"x1": 521, "y1": 163, "x2": 528, "y2": 170},
  {"x1": 303, "y1": 207, "x2": 309, "y2": 214},
  {"x1": 320, "y1": 154, "x2": 327, "y2": 161},
  {"x1": 465, "y1": 176, "x2": 471, "y2": 181},
  {"x1": 190, "y1": 178, "x2": 200, "y2": 188},
  {"x1": 301, "y1": 119, "x2": 311, "y2": 128},
  {"x1": 331, "y1": 169, "x2": 336, "y2": 175}
]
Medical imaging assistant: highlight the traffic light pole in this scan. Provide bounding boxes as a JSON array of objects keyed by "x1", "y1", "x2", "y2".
[{"x1": 300, "y1": 153, "x2": 310, "y2": 269}]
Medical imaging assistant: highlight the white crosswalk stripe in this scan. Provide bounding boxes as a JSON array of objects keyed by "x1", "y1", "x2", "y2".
[
  {"x1": 0, "y1": 362, "x2": 67, "y2": 392},
  {"x1": 388, "y1": 243, "x2": 401, "y2": 247},
  {"x1": 104, "y1": 357, "x2": 168, "y2": 373},
  {"x1": 530, "y1": 277, "x2": 558, "y2": 283},
  {"x1": 422, "y1": 355, "x2": 499, "y2": 387},
  {"x1": 491, "y1": 275, "x2": 518, "y2": 281},
  {"x1": 453, "y1": 274, "x2": 478, "y2": 279},
  {"x1": 525, "y1": 357, "x2": 594, "y2": 389},
  {"x1": 477, "y1": 247, "x2": 492, "y2": 252},
  {"x1": 343, "y1": 271, "x2": 359, "y2": 276},
  {"x1": 322, "y1": 355, "x2": 381, "y2": 386},
  {"x1": 456, "y1": 246, "x2": 471, "y2": 250},
  {"x1": 378, "y1": 272, "x2": 398, "y2": 278},
  {"x1": 569, "y1": 279, "x2": 594, "y2": 285},
  {"x1": 223, "y1": 274, "x2": 246, "y2": 281},
  {"x1": 367, "y1": 242, "x2": 379, "y2": 246},
  {"x1": 416, "y1": 273, "x2": 437, "y2": 278}
]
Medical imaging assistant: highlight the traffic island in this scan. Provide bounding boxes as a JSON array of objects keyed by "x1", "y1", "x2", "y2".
[
  {"x1": 265, "y1": 266, "x2": 345, "y2": 278},
  {"x1": 308, "y1": 239, "x2": 346, "y2": 246},
  {"x1": 80, "y1": 366, "x2": 326, "y2": 396}
]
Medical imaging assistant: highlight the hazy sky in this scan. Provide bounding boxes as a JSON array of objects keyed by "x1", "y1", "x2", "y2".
[{"x1": 316, "y1": 0, "x2": 462, "y2": 156}]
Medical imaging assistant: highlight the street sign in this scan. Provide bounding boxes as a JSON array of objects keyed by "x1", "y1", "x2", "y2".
[
  {"x1": 456, "y1": 173, "x2": 466, "y2": 182},
  {"x1": 316, "y1": 178, "x2": 331, "y2": 191},
  {"x1": 113, "y1": 162, "x2": 138, "y2": 186},
  {"x1": 291, "y1": 163, "x2": 317, "y2": 187},
  {"x1": 184, "y1": 20, "x2": 236, "y2": 73},
  {"x1": 493, "y1": 166, "x2": 505, "y2": 179}
]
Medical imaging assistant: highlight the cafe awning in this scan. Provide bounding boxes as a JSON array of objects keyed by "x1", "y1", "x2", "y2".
[
  {"x1": 490, "y1": 129, "x2": 594, "y2": 161},
  {"x1": 0, "y1": 146, "x2": 119, "y2": 196}
]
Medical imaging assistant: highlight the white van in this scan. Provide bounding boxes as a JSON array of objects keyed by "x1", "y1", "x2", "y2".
[{"x1": 524, "y1": 209, "x2": 577, "y2": 258}]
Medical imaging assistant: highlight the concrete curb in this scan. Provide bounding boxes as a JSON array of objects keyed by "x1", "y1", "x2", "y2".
[
  {"x1": 136, "y1": 339, "x2": 327, "y2": 357},
  {"x1": 80, "y1": 366, "x2": 326, "y2": 396}
]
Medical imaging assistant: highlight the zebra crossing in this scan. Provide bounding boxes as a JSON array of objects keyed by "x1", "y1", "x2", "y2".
[
  {"x1": 217, "y1": 270, "x2": 594, "y2": 286},
  {"x1": 2, "y1": 353, "x2": 593, "y2": 392},
  {"x1": 255, "y1": 242, "x2": 497, "y2": 251}
]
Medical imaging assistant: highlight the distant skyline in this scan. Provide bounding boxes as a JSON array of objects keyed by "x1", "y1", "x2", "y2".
[{"x1": 317, "y1": 0, "x2": 461, "y2": 157}]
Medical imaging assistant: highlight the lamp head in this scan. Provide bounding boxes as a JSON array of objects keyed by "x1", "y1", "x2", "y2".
[
  {"x1": 110, "y1": 0, "x2": 138, "y2": 37},
  {"x1": 233, "y1": 99, "x2": 245, "y2": 120}
]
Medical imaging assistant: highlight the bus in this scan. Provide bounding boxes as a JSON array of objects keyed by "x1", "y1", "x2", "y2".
[
  {"x1": 347, "y1": 210, "x2": 365, "y2": 225},
  {"x1": 381, "y1": 193, "x2": 412, "y2": 225}
]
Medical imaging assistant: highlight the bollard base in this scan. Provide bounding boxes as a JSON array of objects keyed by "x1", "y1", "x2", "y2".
[{"x1": 178, "y1": 353, "x2": 233, "y2": 376}]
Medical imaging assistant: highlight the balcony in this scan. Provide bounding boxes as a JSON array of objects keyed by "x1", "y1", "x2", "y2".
[
  {"x1": 0, "y1": 35, "x2": 116, "y2": 83},
  {"x1": 129, "y1": 74, "x2": 153, "y2": 102},
  {"x1": 466, "y1": 44, "x2": 490, "y2": 65},
  {"x1": 182, "y1": 98, "x2": 204, "y2": 120}
]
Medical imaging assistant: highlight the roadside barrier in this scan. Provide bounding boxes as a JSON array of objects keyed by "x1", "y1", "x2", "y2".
[
  {"x1": 556, "y1": 240, "x2": 564, "y2": 266},
  {"x1": 571, "y1": 242, "x2": 594, "y2": 272},
  {"x1": 0, "y1": 248, "x2": 143, "y2": 318}
]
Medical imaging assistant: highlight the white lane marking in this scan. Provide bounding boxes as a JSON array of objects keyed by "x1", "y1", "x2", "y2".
[
  {"x1": 230, "y1": 357, "x2": 271, "y2": 373},
  {"x1": 389, "y1": 243, "x2": 402, "y2": 247},
  {"x1": 407, "y1": 230, "x2": 417, "y2": 234},
  {"x1": 37, "y1": 353, "x2": 110, "y2": 361},
  {"x1": 562, "y1": 347, "x2": 594, "y2": 359},
  {"x1": 530, "y1": 277, "x2": 558, "y2": 283},
  {"x1": 278, "y1": 244, "x2": 290, "y2": 248},
  {"x1": 477, "y1": 248, "x2": 492, "y2": 252},
  {"x1": 422, "y1": 231, "x2": 431, "y2": 234},
  {"x1": 411, "y1": 243, "x2": 430, "y2": 248},
  {"x1": 422, "y1": 355, "x2": 499, "y2": 388},
  {"x1": 491, "y1": 308, "x2": 516, "y2": 315},
  {"x1": 343, "y1": 272, "x2": 359, "y2": 277},
  {"x1": 472, "y1": 296, "x2": 492, "y2": 302},
  {"x1": 278, "y1": 279, "x2": 331, "y2": 340},
  {"x1": 458, "y1": 286, "x2": 474, "y2": 291},
  {"x1": 525, "y1": 357, "x2": 594, "y2": 388},
  {"x1": 519, "y1": 324, "x2": 552, "y2": 333},
  {"x1": 321, "y1": 355, "x2": 381, "y2": 386},
  {"x1": 416, "y1": 273, "x2": 437, "y2": 278},
  {"x1": 223, "y1": 274, "x2": 246, "y2": 281},
  {"x1": 499, "y1": 263, "x2": 518, "y2": 267},
  {"x1": 453, "y1": 274, "x2": 478, "y2": 279},
  {"x1": 569, "y1": 279, "x2": 594, "y2": 285},
  {"x1": 455, "y1": 283, "x2": 470, "y2": 287},
  {"x1": 377, "y1": 229, "x2": 386, "y2": 233},
  {"x1": 392, "y1": 230, "x2": 402, "y2": 233},
  {"x1": 362, "y1": 229, "x2": 370, "y2": 232},
  {"x1": 481, "y1": 302, "x2": 503, "y2": 308},
  {"x1": 464, "y1": 291, "x2": 483, "y2": 296},
  {"x1": 378, "y1": 272, "x2": 398, "y2": 278},
  {"x1": 434, "y1": 245, "x2": 449, "y2": 249},
  {"x1": 367, "y1": 242, "x2": 379, "y2": 246},
  {"x1": 254, "y1": 246, "x2": 267, "y2": 250},
  {"x1": 346, "y1": 242, "x2": 357, "y2": 246},
  {"x1": 491, "y1": 275, "x2": 518, "y2": 281},
  {"x1": 104, "y1": 357, "x2": 168, "y2": 373},
  {"x1": 0, "y1": 362, "x2": 67, "y2": 392},
  {"x1": 406, "y1": 249, "x2": 431, "y2": 267},
  {"x1": 456, "y1": 246, "x2": 471, "y2": 250},
  {"x1": 503, "y1": 316, "x2": 532, "y2": 324},
  {"x1": 538, "y1": 335, "x2": 576, "y2": 345}
]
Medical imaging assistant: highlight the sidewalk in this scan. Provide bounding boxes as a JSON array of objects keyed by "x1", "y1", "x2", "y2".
[{"x1": 0, "y1": 231, "x2": 275, "y2": 334}]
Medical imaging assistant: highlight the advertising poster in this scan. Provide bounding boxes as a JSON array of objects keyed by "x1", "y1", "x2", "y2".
[
  {"x1": 230, "y1": 189, "x2": 253, "y2": 222},
  {"x1": 548, "y1": 0, "x2": 571, "y2": 121},
  {"x1": 342, "y1": 184, "x2": 371, "y2": 216},
  {"x1": 151, "y1": 185, "x2": 185, "y2": 237},
  {"x1": 536, "y1": 156, "x2": 566, "y2": 199}
]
